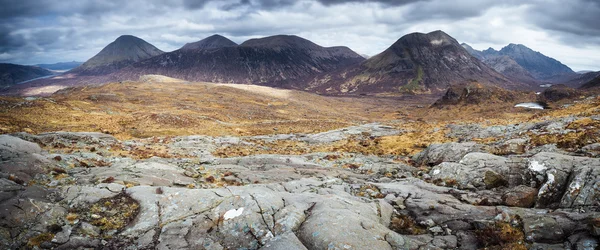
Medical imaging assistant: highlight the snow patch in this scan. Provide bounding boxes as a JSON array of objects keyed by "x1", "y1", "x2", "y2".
[
  {"x1": 528, "y1": 160, "x2": 547, "y2": 173},
  {"x1": 515, "y1": 103, "x2": 544, "y2": 110},
  {"x1": 431, "y1": 39, "x2": 444, "y2": 45},
  {"x1": 223, "y1": 207, "x2": 244, "y2": 220}
]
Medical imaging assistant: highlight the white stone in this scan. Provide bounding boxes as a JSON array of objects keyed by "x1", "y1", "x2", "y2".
[{"x1": 223, "y1": 207, "x2": 244, "y2": 220}]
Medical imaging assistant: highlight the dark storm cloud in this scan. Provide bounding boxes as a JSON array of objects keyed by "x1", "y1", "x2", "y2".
[
  {"x1": 0, "y1": 0, "x2": 598, "y2": 70},
  {"x1": 526, "y1": 0, "x2": 600, "y2": 40}
]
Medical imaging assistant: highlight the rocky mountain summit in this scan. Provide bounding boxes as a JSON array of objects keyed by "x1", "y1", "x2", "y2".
[
  {"x1": 463, "y1": 43, "x2": 576, "y2": 83},
  {"x1": 0, "y1": 63, "x2": 53, "y2": 87},
  {"x1": 307, "y1": 31, "x2": 526, "y2": 95},
  {"x1": 69, "y1": 35, "x2": 164, "y2": 75},
  {"x1": 1, "y1": 96, "x2": 600, "y2": 249}
]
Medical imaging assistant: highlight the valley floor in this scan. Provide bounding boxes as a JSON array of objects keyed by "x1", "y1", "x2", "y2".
[{"x1": 1, "y1": 79, "x2": 600, "y2": 249}]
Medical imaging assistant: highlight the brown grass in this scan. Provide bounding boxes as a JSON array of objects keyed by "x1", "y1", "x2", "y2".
[{"x1": 2, "y1": 80, "x2": 598, "y2": 157}]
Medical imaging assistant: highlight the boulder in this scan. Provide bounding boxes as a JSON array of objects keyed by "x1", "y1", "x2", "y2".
[{"x1": 413, "y1": 142, "x2": 485, "y2": 166}]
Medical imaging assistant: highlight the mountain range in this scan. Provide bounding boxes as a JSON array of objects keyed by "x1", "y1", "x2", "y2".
[
  {"x1": 0, "y1": 63, "x2": 53, "y2": 88},
  {"x1": 109, "y1": 34, "x2": 365, "y2": 87},
  {"x1": 3, "y1": 30, "x2": 597, "y2": 97},
  {"x1": 306, "y1": 30, "x2": 524, "y2": 94},
  {"x1": 462, "y1": 43, "x2": 576, "y2": 84}
]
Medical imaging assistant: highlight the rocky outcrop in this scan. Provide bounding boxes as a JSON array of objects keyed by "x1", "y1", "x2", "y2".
[
  {"x1": 431, "y1": 82, "x2": 519, "y2": 107},
  {"x1": 1, "y1": 118, "x2": 599, "y2": 249},
  {"x1": 539, "y1": 84, "x2": 581, "y2": 102}
]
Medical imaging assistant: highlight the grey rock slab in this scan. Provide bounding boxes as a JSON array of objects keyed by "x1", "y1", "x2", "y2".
[
  {"x1": 523, "y1": 216, "x2": 565, "y2": 243},
  {"x1": 35, "y1": 131, "x2": 118, "y2": 146},
  {"x1": 300, "y1": 123, "x2": 401, "y2": 144},
  {"x1": 261, "y1": 232, "x2": 307, "y2": 250},
  {"x1": 79, "y1": 162, "x2": 195, "y2": 187},
  {"x1": 581, "y1": 143, "x2": 600, "y2": 157},
  {"x1": 528, "y1": 152, "x2": 600, "y2": 208},
  {"x1": 0, "y1": 135, "x2": 49, "y2": 181},
  {"x1": 429, "y1": 152, "x2": 527, "y2": 190},
  {"x1": 0, "y1": 134, "x2": 42, "y2": 156},
  {"x1": 412, "y1": 142, "x2": 486, "y2": 166}
]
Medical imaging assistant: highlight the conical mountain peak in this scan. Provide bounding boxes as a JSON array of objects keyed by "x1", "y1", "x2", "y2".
[{"x1": 70, "y1": 35, "x2": 164, "y2": 75}]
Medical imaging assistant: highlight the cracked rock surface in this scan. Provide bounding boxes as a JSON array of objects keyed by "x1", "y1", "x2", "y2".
[{"x1": 1, "y1": 121, "x2": 599, "y2": 249}]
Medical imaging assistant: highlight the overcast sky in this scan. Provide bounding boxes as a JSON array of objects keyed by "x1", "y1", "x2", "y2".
[{"x1": 1, "y1": 0, "x2": 599, "y2": 71}]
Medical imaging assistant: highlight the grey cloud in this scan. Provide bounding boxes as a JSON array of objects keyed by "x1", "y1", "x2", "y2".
[
  {"x1": 527, "y1": 0, "x2": 600, "y2": 37},
  {"x1": 0, "y1": 0, "x2": 598, "y2": 71}
]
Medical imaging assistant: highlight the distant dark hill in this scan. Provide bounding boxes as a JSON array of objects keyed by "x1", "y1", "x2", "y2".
[
  {"x1": 69, "y1": 35, "x2": 164, "y2": 75},
  {"x1": 112, "y1": 34, "x2": 365, "y2": 86},
  {"x1": 463, "y1": 43, "x2": 575, "y2": 83},
  {"x1": 36, "y1": 61, "x2": 83, "y2": 71},
  {"x1": 538, "y1": 84, "x2": 581, "y2": 102},
  {"x1": 180, "y1": 34, "x2": 237, "y2": 50},
  {"x1": 0, "y1": 63, "x2": 53, "y2": 88},
  {"x1": 580, "y1": 75, "x2": 600, "y2": 90},
  {"x1": 431, "y1": 82, "x2": 518, "y2": 107},
  {"x1": 306, "y1": 30, "x2": 524, "y2": 95},
  {"x1": 564, "y1": 71, "x2": 600, "y2": 88}
]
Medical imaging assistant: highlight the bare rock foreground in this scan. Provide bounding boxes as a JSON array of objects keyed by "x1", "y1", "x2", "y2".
[{"x1": 0, "y1": 121, "x2": 599, "y2": 249}]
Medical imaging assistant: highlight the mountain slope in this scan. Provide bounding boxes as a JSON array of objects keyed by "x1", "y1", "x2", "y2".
[
  {"x1": 482, "y1": 56, "x2": 538, "y2": 85},
  {"x1": 460, "y1": 43, "x2": 485, "y2": 60},
  {"x1": 463, "y1": 43, "x2": 575, "y2": 82},
  {"x1": 0, "y1": 63, "x2": 53, "y2": 88},
  {"x1": 36, "y1": 61, "x2": 83, "y2": 71},
  {"x1": 564, "y1": 71, "x2": 600, "y2": 88},
  {"x1": 69, "y1": 35, "x2": 164, "y2": 75},
  {"x1": 112, "y1": 34, "x2": 365, "y2": 87},
  {"x1": 180, "y1": 34, "x2": 237, "y2": 50},
  {"x1": 307, "y1": 30, "x2": 523, "y2": 94},
  {"x1": 580, "y1": 75, "x2": 600, "y2": 89}
]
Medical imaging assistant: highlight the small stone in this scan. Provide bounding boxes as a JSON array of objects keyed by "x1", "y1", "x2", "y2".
[
  {"x1": 183, "y1": 171, "x2": 195, "y2": 177},
  {"x1": 79, "y1": 222, "x2": 100, "y2": 237},
  {"x1": 91, "y1": 214, "x2": 101, "y2": 219},
  {"x1": 52, "y1": 225, "x2": 72, "y2": 244},
  {"x1": 384, "y1": 194, "x2": 396, "y2": 204},
  {"x1": 429, "y1": 226, "x2": 444, "y2": 235},
  {"x1": 40, "y1": 242, "x2": 54, "y2": 249},
  {"x1": 502, "y1": 185, "x2": 538, "y2": 208},
  {"x1": 422, "y1": 219, "x2": 436, "y2": 227},
  {"x1": 394, "y1": 198, "x2": 405, "y2": 207},
  {"x1": 483, "y1": 170, "x2": 507, "y2": 189}
]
